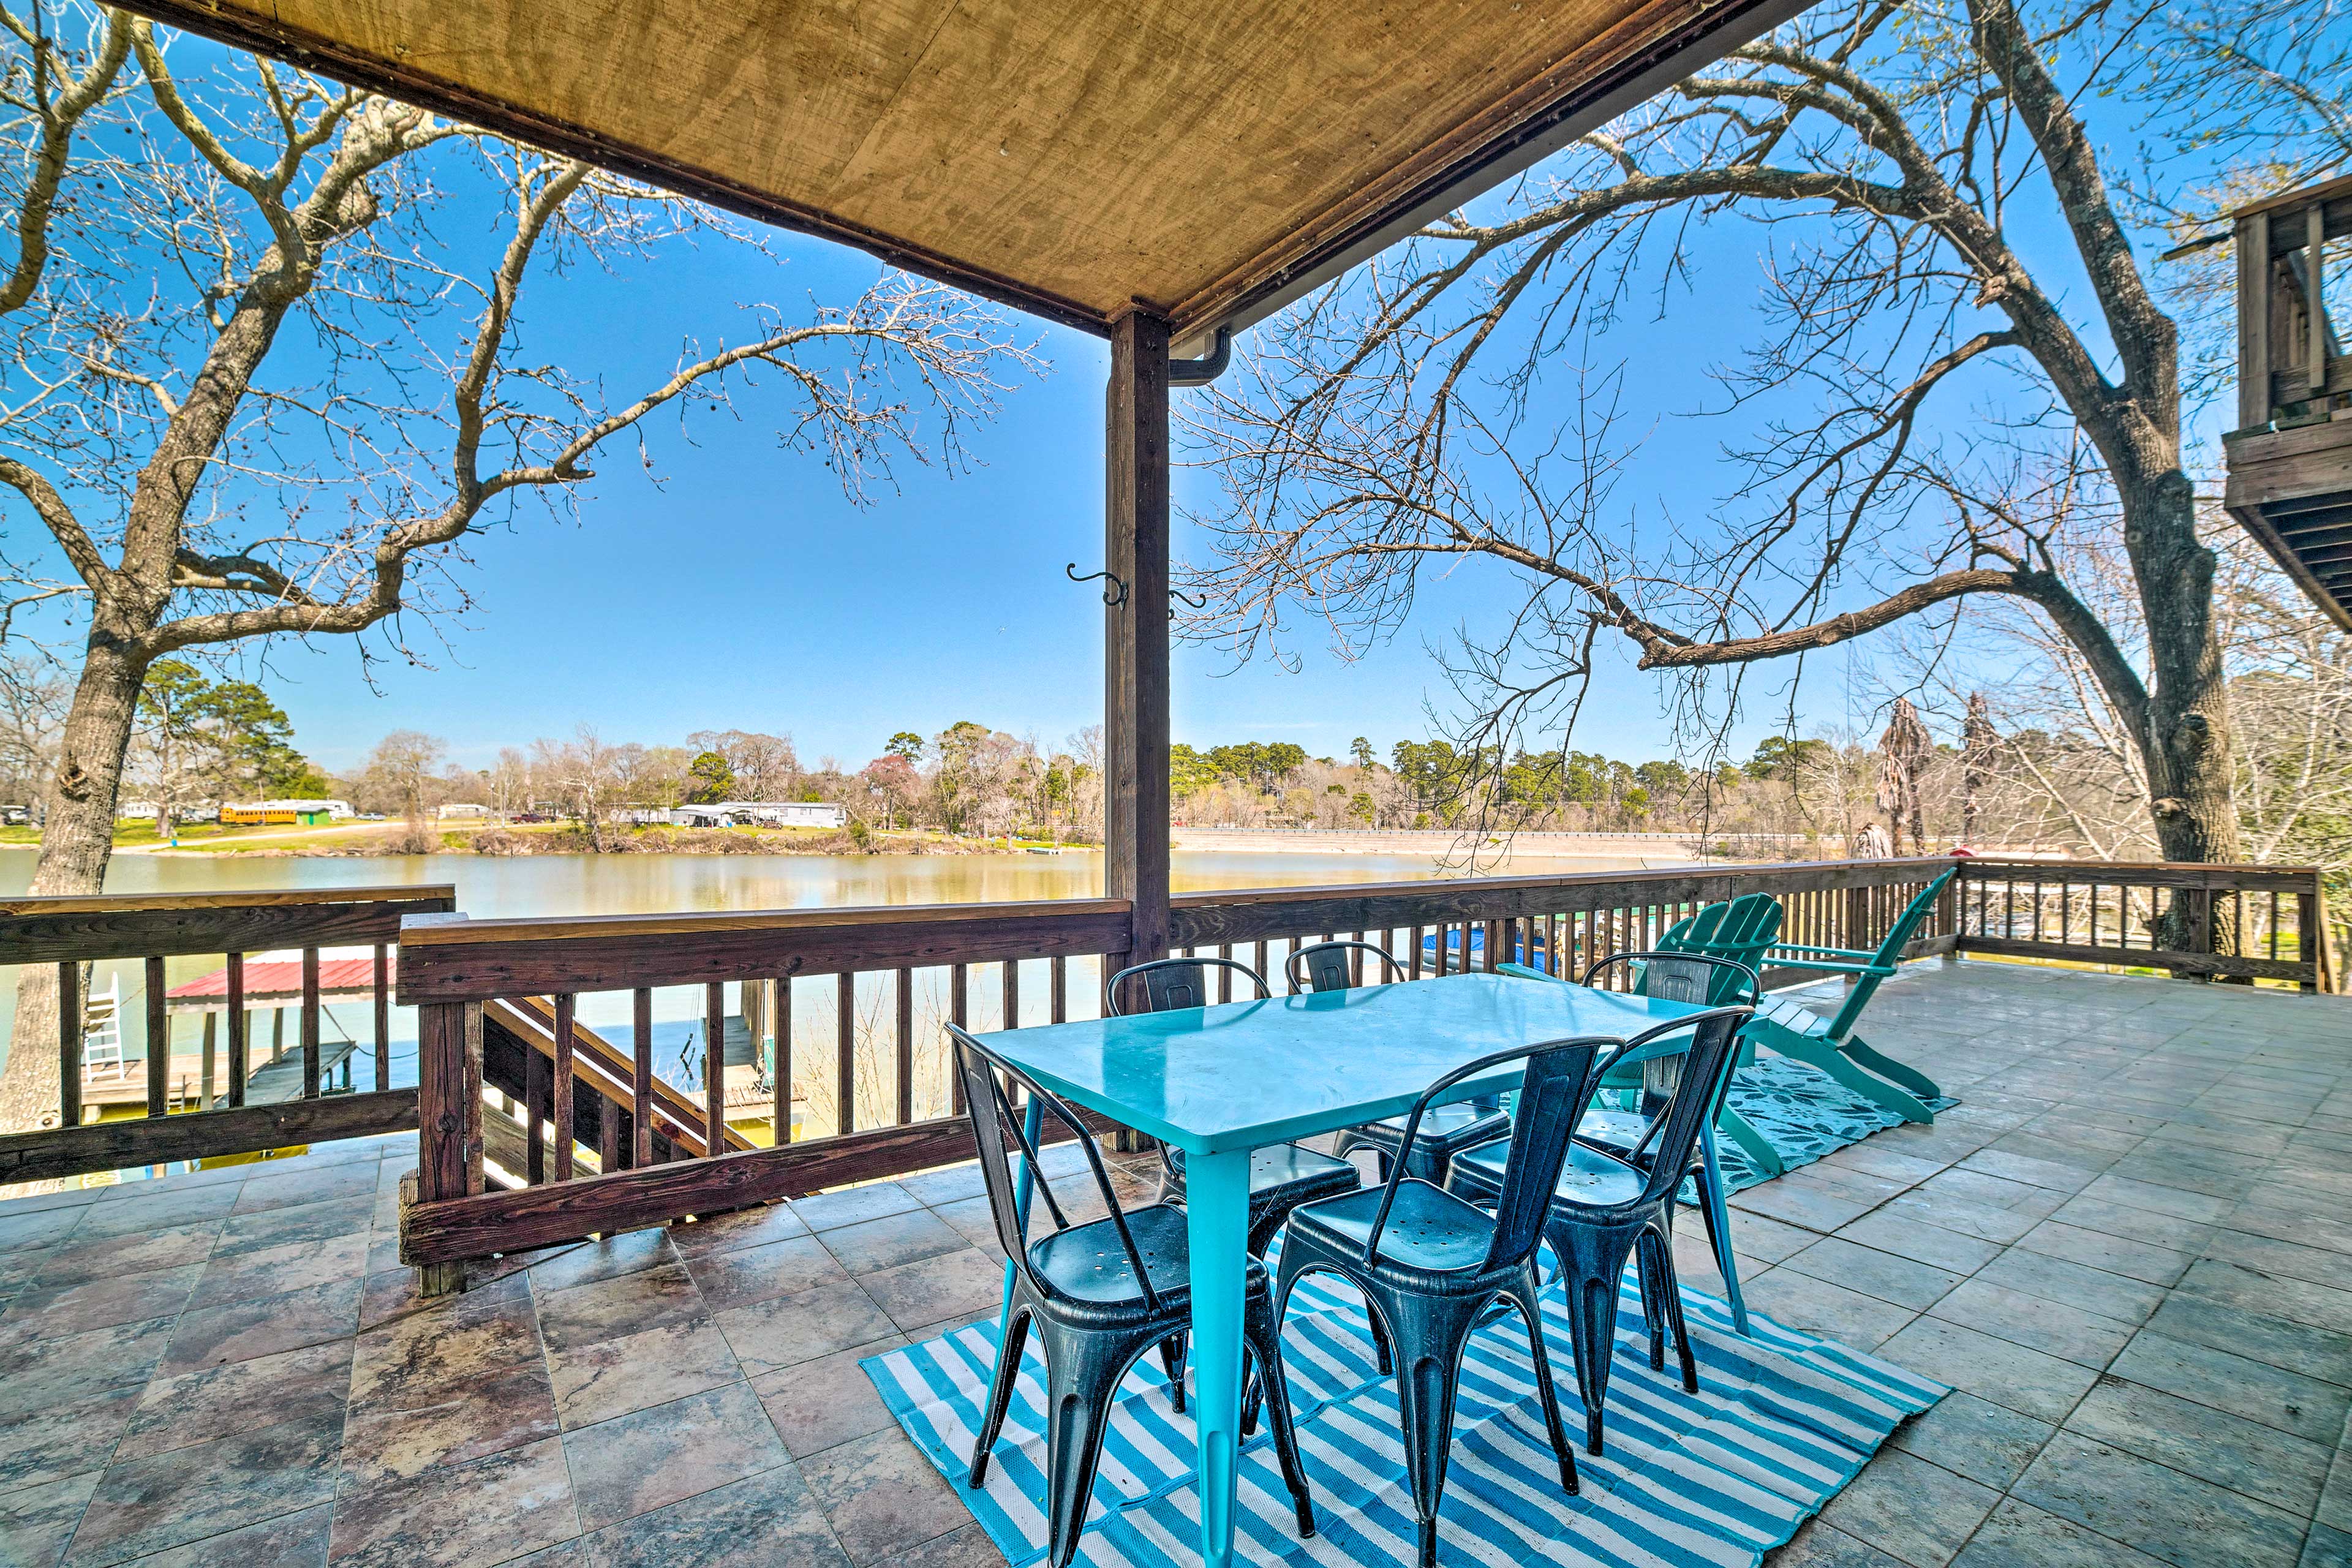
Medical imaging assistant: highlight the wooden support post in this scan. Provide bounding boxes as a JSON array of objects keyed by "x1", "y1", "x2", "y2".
[
  {"x1": 201, "y1": 1013, "x2": 217, "y2": 1107},
  {"x1": 2238, "y1": 211, "x2": 2271, "y2": 429},
  {"x1": 415, "y1": 998, "x2": 482, "y2": 1296},
  {"x1": 2297, "y1": 889, "x2": 2321, "y2": 993},
  {"x1": 2311, "y1": 202, "x2": 2329, "y2": 395},
  {"x1": 1105, "y1": 309, "x2": 1172, "y2": 987}
]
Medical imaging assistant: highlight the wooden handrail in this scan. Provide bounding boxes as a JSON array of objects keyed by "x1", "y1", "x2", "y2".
[{"x1": 397, "y1": 897, "x2": 1134, "y2": 1003}]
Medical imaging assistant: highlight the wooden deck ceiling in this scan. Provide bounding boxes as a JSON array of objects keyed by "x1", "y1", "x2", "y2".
[{"x1": 119, "y1": 0, "x2": 1798, "y2": 345}]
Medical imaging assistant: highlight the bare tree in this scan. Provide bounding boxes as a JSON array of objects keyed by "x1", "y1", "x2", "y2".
[
  {"x1": 1181, "y1": 0, "x2": 2344, "y2": 886},
  {"x1": 1960, "y1": 693, "x2": 1997, "y2": 844},
  {"x1": 0, "y1": 10, "x2": 1038, "y2": 1133},
  {"x1": 1877, "y1": 697, "x2": 1933, "y2": 854}
]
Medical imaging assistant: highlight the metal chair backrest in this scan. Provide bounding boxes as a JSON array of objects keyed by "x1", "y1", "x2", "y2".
[
  {"x1": 1605, "y1": 1005, "x2": 1755, "y2": 1212},
  {"x1": 1105, "y1": 956, "x2": 1271, "y2": 1017},
  {"x1": 1359, "y1": 1035, "x2": 1613, "y2": 1275},
  {"x1": 1579, "y1": 951, "x2": 1758, "y2": 1106},
  {"x1": 1286, "y1": 940, "x2": 1405, "y2": 994},
  {"x1": 947, "y1": 1024, "x2": 1163, "y2": 1310}
]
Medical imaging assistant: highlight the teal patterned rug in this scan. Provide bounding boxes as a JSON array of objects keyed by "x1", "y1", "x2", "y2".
[{"x1": 1711, "y1": 1056, "x2": 1958, "y2": 1193}]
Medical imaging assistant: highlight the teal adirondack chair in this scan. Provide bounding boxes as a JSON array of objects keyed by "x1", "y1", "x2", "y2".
[
  {"x1": 1651, "y1": 892, "x2": 1784, "y2": 1000},
  {"x1": 1743, "y1": 869, "x2": 1954, "y2": 1123},
  {"x1": 1506, "y1": 891, "x2": 1791, "y2": 1177}
]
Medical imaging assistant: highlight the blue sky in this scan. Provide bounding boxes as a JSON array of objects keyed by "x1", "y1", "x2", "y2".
[{"x1": 255, "y1": 237, "x2": 1750, "y2": 776}]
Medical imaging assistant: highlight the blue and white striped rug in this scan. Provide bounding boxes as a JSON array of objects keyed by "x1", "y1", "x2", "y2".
[{"x1": 864, "y1": 1257, "x2": 1945, "y2": 1568}]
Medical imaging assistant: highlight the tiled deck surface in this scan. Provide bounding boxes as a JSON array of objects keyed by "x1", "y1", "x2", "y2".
[{"x1": 0, "y1": 959, "x2": 2347, "y2": 1568}]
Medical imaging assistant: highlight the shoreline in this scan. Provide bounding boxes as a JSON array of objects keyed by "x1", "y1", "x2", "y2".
[{"x1": 1, "y1": 822, "x2": 1836, "y2": 863}]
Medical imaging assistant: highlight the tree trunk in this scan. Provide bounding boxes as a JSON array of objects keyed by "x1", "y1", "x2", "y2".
[
  {"x1": 0, "y1": 642, "x2": 147, "y2": 1137},
  {"x1": 2128, "y1": 473, "x2": 2244, "y2": 955}
]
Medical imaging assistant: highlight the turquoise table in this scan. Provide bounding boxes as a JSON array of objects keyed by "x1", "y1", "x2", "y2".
[{"x1": 976, "y1": 970, "x2": 1710, "y2": 1568}]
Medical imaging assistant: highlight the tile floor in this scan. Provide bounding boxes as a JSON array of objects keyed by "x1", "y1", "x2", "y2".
[{"x1": 0, "y1": 957, "x2": 2345, "y2": 1568}]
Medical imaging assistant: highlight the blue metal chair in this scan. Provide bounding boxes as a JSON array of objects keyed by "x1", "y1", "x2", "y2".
[
  {"x1": 1577, "y1": 949, "x2": 1760, "y2": 1336},
  {"x1": 1108, "y1": 957, "x2": 1366, "y2": 1401},
  {"x1": 1496, "y1": 951, "x2": 1762, "y2": 1332},
  {"x1": 1267, "y1": 1033, "x2": 1614, "y2": 1568},
  {"x1": 949, "y1": 1025, "x2": 1317, "y2": 1567},
  {"x1": 1289, "y1": 941, "x2": 1512, "y2": 1186},
  {"x1": 1446, "y1": 1001, "x2": 1755, "y2": 1455}
]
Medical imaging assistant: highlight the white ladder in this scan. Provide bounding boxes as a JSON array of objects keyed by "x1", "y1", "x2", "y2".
[{"x1": 81, "y1": 974, "x2": 127, "y2": 1082}]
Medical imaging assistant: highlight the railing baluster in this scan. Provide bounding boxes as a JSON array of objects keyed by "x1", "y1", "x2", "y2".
[
  {"x1": 896, "y1": 967, "x2": 915, "y2": 1125},
  {"x1": 837, "y1": 972, "x2": 857, "y2": 1136},
  {"x1": 525, "y1": 1041, "x2": 548, "y2": 1184},
  {"x1": 706, "y1": 980, "x2": 728, "y2": 1156},
  {"x1": 225, "y1": 952, "x2": 247, "y2": 1107},
  {"x1": 948, "y1": 966, "x2": 966, "y2": 1116},
  {"x1": 553, "y1": 992, "x2": 576, "y2": 1180},
  {"x1": 1003, "y1": 958, "x2": 1020, "y2": 1030},
  {"x1": 374, "y1": 943, "x2": 391, "y2": 1091},
  {"x1": 301, "y1": 948, "x2": 322, "y2": 1099},
  {"x1": 776, "y1": 978, "x2": 797, "y2": 1139},
  {"x1": 633, "y1": 987, "x2": 655, "y2": 1166},
  {"x1": 1050, "y1": 956, "x2": 1068, "y2": 1025},
  {"x1": 56, "y1": 960, "x2": 81, "y2": 1129},
  {"x1": 144, "y1": 959, "x2": 169, "y2": 1114}
]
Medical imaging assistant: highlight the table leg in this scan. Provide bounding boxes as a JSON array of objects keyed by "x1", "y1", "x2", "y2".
[
  {"x1": 1000, "y1": 1097, "x2": 1046, "y2": 1331},
  {"x1": 1183, "y1": 1148, "x2": 1250, "y2": 1568}
]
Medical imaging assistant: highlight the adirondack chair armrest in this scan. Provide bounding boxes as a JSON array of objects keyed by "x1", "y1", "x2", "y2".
[
  {"x1": 1761, "y1": 953, "x2": 1898, "y2": 979},
  {"x1": 1766, "y1": 942, "x2": 1876, "y2": 960}
]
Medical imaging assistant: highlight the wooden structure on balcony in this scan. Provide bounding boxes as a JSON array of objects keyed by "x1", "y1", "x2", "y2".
[{"x1": 2224, "y1": 175, "x2": 2352, "y2": 630}]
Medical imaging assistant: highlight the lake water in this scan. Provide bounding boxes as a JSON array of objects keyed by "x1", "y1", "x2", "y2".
[{"x1": 1, "y1": 845, "x2": 1666, "y2": 1090}]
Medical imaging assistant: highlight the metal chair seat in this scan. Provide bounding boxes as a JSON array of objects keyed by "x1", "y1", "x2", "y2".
[
  {"x1": 1162, "y1": 1140, "x2": 1362, "y2": 1207},
  {"x1": 1027, "y1": 1201, "x2": 1270, "y2": 1321},
  {"x1": 1283, "y1": 1177, "x2": 1513, "y2": 1282},
  {"x1": 1335, "y1": 1101, "x2": 1513, "y2": 1183},
  {"x1": 1450, "y1": 1136, "x2": 1647, "y2": 1210}
]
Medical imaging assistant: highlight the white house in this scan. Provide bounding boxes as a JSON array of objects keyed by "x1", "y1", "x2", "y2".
[
  {"x1": 669, "y1": 801, "x2": 845, "y2": 829},
  {"x1": 251, "y1": 798, "x2": 353, "y2": 819}
]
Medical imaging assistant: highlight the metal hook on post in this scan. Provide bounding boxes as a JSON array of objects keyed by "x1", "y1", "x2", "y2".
[
  {"x1": 1170, "y1": 587, "x2": 1208, "y2": 609},
  {"x1": 1066, "y1": 563, "x2": 1128, "y2": 608}
]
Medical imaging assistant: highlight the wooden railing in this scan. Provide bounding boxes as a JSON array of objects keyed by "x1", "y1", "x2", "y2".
[
  {"x1": 1166, "y1": 856, "x2": 1962, "y2": 994},
  {"x1": 0, "y1": 884, "x2": 456, "y2": 1185},
  {"x1": 1954, "y1": 858, "x2": 2334, "y2": 990},
  {"x1": 379, "y1": 853, "x2": 2330, "y2": 1289}
]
